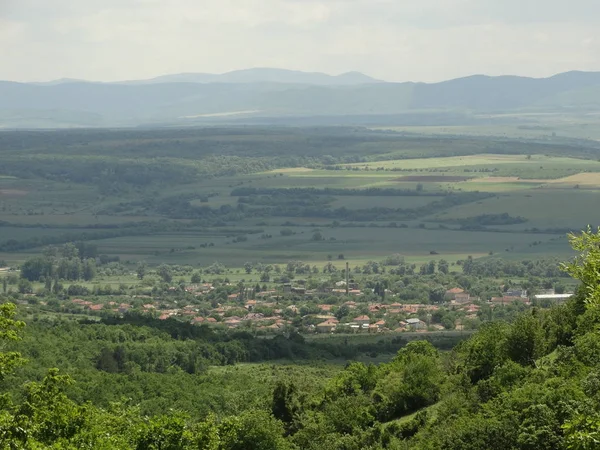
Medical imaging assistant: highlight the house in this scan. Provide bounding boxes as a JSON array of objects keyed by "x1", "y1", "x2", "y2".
[
  {"x1": 490, "y1": 296, "x2": 525, "y2": 305},
  {"x1": 506, "y1": 289, "x2": 527, "y2": 298},
  {"x1": 464, "y1": 304, "x2": 480, "y2": 314},
  {"x1": 316, "y1": 320, "x2": 337, "y2": 333},
  {"x1": 401, "y1": 305, "x2": 419, "y2": 314},
  {"x1": 316, "y1": 315, "x2": 338, "y2": 323},
  {"x1": 534, "y1": 293, "x2": 573, "y2": 304},
  {"x1": 368, "y1": 324, "x2": 380, "y2": 333},
  {"x1": 353, "y1": 315, "x2": 370, "y2": 326},
  {"x1": 452, "y1": 293, "x2": 471, "y2": 304},
  {"x1": 375, "y1": 320, "x2": 386, "y2": 329},
  {"x1": 445, "y1": 288, "x2": 465, "y2": 301},
  {"x1": 406, "y1": 318, "x2": 426, "y2": 330}
]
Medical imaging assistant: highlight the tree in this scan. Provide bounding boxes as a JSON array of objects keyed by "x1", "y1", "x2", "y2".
[
  {"x1": 2, "y1": 277, "x2": 6, "y2": 294},
  {"x1": 323, "y1": 262, "x2": 337, "y2": 274},
  {"x1": 157, "y1": 264, "x2": 173, "y2": 283},
  {"x1": 564, "y1": 226, "x2": 600, "y2": 307},
  {"x1": 217, "y1": 410, "x2": 291, "y2": 450},
  {"x1": 438, "y1": 259, "x2": 449, "y2": 274},
  {"x1": 311, "y1": 231, "x2": 324, "y2": 241},
  {"x1": 244, "y1": 262, "x2": 253, "y2": 274},
  {"x1": 136, "y1": 261, "x2": 147, "y2": 280},
  {"x1": 272, "y1": 381, "x2": 298, "y2": 430},
  {"x1": 427, "y1": 260, "x2": 436, "y2": 275},
  {"x1": 0, "y1": 303, "x2": 25, "y2": 379},
  {"x1": 460, "y1": 322, "x2": 510, "y2": 383},
  {"x1": 18, "y1": 278, "x2": 33, "y2": 294},
  {"x1": 82, "y1": 259, "x2": 96, "y2": 281},
  {"x1": 335, "y1": 304, "x2": 351, "y2": 321},
  {"x1": 505, "y1": 313, "x2": 545, "y2": 366},
  {"x1": 21, "y1": 257, "x2": 53, "y2": 282},
  {"x1": 191, "y1": 272, "x2": 202, "y2": 284},
  {"x1": 60, "y1": 242, "x2": 79, "y2": 259},
  {"x1": 429, "y1": 286, "x2": 446, "y2": 304}
]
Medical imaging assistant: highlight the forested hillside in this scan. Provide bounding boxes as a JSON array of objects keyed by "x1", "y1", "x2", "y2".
[{"x1": 0, "y1": 228, "x2": 599, "y2": 448}]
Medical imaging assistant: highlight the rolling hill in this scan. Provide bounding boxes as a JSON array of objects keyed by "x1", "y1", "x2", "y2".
[{"x1": 1, "y1": 69, "x2": 600, "y2": 128}]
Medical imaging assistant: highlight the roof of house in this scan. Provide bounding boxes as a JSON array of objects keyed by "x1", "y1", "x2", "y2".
[
  {"x1": 407, "y1": 318, "x2": 422, "y2": 324},
  {"x1": 354, "y1": 315, "x2": 370, "y2": 321},
  {"x1": 447, "y1": 288, "x2": 465, "y2": 294}
]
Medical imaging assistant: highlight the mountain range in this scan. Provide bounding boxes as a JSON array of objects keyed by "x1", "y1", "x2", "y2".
[{"x1": 1, "y1": 68, "x2": 600, "y2": 128}]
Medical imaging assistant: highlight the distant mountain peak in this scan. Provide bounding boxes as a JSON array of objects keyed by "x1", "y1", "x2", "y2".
[{"x1": 118, "y1": 68, "x2": 382, "y2": 86}]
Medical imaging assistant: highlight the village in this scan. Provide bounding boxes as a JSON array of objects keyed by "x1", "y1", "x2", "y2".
[{"x1": 52, "y1": 278, "x2": 572, "y2": 336}]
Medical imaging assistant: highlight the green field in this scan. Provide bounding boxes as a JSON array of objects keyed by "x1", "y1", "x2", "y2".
[{"x1": 1, "y1": 127, "x2": 598, "y2": 266}]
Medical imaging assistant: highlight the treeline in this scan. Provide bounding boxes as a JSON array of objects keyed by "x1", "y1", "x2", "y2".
[
  {"x1": 231, "y1": 187, "x2": 443, "y2": 197},
  {"x1": 443, "y1": 212, "x2": 528, "y2": 228},
  {"x1": 0, "y1": 221, "x2": 182, "y2": 252},
  {"x1": 460, "y1": 256, "x2": 568, "y2": 278},
  {"x1": 100, "y1": 312, "x2": 411, "y2": 362},
  {"x1": 146, "y1": 191, "x2": 492, "y2": 222},
  {"x1": 20, "y1": 243, "x2": 97, "y2": 282}
]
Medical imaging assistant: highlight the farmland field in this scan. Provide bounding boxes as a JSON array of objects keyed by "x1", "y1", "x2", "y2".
[{"x1": 0, "y1": 126, "x2": 599, "y2": 266}]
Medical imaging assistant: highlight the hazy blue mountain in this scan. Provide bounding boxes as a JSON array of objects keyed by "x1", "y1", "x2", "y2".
[
  {"x1": 116, "y1": 68, "x2": 382, "y2": 86},
  {"x1": 2, "y1": 70, "x2": 600, "y2": 128}
]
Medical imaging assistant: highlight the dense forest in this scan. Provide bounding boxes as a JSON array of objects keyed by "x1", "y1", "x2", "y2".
[{"x1": 0, "y1": 228, "x2": 598, "y2": 448}]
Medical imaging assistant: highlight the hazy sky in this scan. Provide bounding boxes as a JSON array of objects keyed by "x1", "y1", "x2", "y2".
[{"x1": 2, "y1": 0, "x2": 599, "y2": 83}]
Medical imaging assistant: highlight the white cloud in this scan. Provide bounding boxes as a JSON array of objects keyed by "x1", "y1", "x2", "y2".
[{"x1": 1, "y1": 0, "x2": 599, "y2": 82}]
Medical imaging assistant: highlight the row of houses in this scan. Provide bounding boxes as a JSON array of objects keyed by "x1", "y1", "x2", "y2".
[{"x1": 314, "y1": 316, "x2": 429, "y2": 334}]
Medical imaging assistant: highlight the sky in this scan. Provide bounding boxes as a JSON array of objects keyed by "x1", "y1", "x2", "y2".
[{"x1": 1, "y1": 0, "x2": 599, "y2": 83}]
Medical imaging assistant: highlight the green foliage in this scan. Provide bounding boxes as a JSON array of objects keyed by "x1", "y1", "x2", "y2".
[
  {"x1": 505, "y1": 312, "x2": 545, "y2": 366},
  {"x1": 564, "y1": 226, "x2": 600, "y2": 307},
  {"x1": 0, "y1": 303, "x2": 26, "y2": 380},
  {"x1": 458, "y1": 322, "x2": 509, "y2": 383}
]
